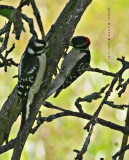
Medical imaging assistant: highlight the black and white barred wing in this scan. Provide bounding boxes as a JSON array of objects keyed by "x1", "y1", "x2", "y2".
[{"x1": 17, "y1": 55, "x2": 39, "y2": 100}]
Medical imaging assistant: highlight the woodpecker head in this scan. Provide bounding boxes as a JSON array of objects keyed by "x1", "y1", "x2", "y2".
[
  {"x1": 62, "y1": 36, "x2": 90, "y2": 50},
  {"x1": 70, "y1": 36, "x2": 90, "y2": 50},
  {"x1": 26, "y1": 38, "x2": 47, "y2": 55}
]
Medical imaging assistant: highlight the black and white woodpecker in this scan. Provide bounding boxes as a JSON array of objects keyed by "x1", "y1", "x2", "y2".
[
  {"x1": 17, "y1": 37, "x2": 47, "y2": 129},
  {"x1": 45, "y1": 36, "x2": 91, "y2": 99}
]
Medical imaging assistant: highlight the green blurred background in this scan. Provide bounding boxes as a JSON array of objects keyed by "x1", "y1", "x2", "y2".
[{"x1": 0, "y1": 0, "x2": 129, "y2": 159}]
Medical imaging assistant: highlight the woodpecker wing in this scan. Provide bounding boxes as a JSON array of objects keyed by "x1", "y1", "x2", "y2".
[
  {"x1": 18, "y1": 54, "x2": 39, "y2": 100},
  {"x1": 45, "y1": 48, "x2": 86, "y2": 99}
]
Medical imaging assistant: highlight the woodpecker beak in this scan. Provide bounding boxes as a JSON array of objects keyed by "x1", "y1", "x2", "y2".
[
  {"x1": 61, "y1": 42, "x2": 69, "y2": 46},
  {"x1": 61, "y1": 41, "x2": 73, "y2": 47},
  {"x1": 68, "y1": 40, "x2": 73, "y2": 46}
]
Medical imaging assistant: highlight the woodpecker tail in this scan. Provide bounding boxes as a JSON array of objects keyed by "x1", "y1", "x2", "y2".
[
  {"x1": 20, "y1": 99, "x2": 29, "y2": 130},
  {"x1": 44, "y1": 74, "x2": 65, "y2": 100},
  {"x1": 54, "y1": 87, "x2": 62, "y2": 98},
  {"x1": 20, "y1": 102, "x2": 26, "y2": 130}
]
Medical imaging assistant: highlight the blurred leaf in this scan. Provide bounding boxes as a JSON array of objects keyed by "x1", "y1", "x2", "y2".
[
  {"x1": 0, "y1": 8, "x2": 12, "y2": 19},
  {"x1": 0, "y1": 9, "x2": 26, "y2": 32}
]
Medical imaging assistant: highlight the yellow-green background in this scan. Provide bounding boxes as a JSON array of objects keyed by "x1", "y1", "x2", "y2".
[{"x1": 0, "y1": 0, "x2": 129, "y2": 160}]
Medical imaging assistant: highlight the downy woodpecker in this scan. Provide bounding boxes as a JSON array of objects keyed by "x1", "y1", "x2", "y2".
[
  {"x1": 17, "y1": 37, "x2": 47, "y2": 129},
  {"x1": 45, "y1": 36, "x2": 91, "y2": 99}
]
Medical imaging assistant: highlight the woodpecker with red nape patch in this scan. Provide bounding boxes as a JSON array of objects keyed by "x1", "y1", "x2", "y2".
[
  {"x1": 45, "y1": 36, "x2": 91, "y2": 99},
  {"x1": 17, "y1": 37, "x2": 47, "y2": 129}
]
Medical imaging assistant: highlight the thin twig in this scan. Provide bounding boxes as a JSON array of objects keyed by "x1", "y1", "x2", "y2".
[
  {"x1": 85, "y1": 66, "x2": 115, "y2": 77},
  {"x1": 0, "y1": 44, "x2": 16, "y2": 72},
  {"x1": 21, "y1": 13, "x2": 37, "y2": 37},
  {"x1": 118, "y1": 107, "x2": 129, "y2": 160},
  {"x1": 118, "y1": 78, "x2": 129, "y2": 97},
  {"x1": 74, "y1": 124, "x2": 95, "y2": 160},
  {"x1": 43, "y1": 101, "x2": 66, "y2": 112},
  {"x1": 112, "y1": 144, "x2": 129, "y2": 160},
  {"x1": 31, "y1": 0, "x2": 45, "y2": 39},
  {"x1": 75, "y1": 84, "x2": 109, "y2": 112},
  {"x1": 105, "y1": 101, "x2": 129, "y2": 110},
  {"x1": 17, "y1": 0, "x2": 31, "y2": 10}
]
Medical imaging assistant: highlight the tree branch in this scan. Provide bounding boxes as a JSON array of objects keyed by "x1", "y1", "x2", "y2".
[
  {"x1": 30, "y1": 101, "x2": 129, "y2": 135},
  {"x1": 31, "y1": 0, "x2": 45, "y2": 39},
  {"x1": 84, "y1": 57, "x2": 129, "y2": 131}
]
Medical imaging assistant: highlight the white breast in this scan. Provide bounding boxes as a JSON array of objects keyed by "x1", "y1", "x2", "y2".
[
  {"x1": 26, "y1": 54, "x2": 46, "y2": 119},
  {"x1": 28, "y1": 54, "x2": 46, "y2": 103}
]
